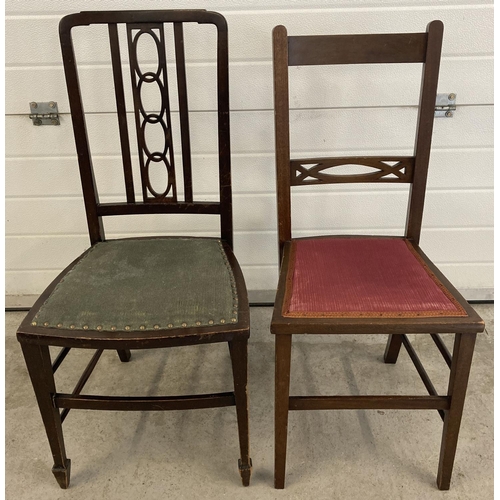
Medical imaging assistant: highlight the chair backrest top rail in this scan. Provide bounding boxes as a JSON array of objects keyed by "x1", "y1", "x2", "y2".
[
  {"x1": 287, "y1": 32, "x2": 428, "y2": 66},
  {"x1": 59, "y1": 10, "x2": 226, "y2": 30}
]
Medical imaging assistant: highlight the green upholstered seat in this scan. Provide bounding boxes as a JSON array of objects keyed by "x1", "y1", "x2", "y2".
[{"x1": 32, "y1": 238, "x2": 238, "y2": 332}]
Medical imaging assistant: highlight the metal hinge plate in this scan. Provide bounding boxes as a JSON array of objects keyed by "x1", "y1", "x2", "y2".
[
  {"x1": 435, "y1": 93, "x2": 456, "y2": 118},
  {"x1": 29, "y1": 101, "x2": 60, "y2": 125}
]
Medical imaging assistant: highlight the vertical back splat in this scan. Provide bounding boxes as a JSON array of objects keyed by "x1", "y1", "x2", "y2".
[
  {"x1": 108, "y1": 23, "x2": 135, "y2": 203},
  {"x1": 173, "y1": 22, "x2": 194, "y2": 203},
  {"x1": 127, "y1": 23, "x2": 177, "y2": 202}
]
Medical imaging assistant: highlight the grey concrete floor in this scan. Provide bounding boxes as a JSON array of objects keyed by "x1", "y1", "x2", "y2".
[{"x1": 6, "y1": 305, "x2": 493, "y2": 499}]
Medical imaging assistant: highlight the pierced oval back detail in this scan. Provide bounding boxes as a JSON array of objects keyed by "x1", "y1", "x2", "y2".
[{"x1": 127, "y1": 24, "x2": 177, "y2": 202}]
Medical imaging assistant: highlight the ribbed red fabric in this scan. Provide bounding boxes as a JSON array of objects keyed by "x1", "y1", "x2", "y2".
[{"x1": 284, "y1": 238, "x2": 466, "y2": 318}]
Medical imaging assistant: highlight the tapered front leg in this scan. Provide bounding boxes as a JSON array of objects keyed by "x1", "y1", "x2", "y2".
[
  {"x1": 229, "y1": 338, "x2": 252, "y2": 486},
  {"x1": 20, "y1": 342, "x2": 71, "y2": 488},
  {"x1": 275, "y1": 334, "x2": 292, "y2": 489},
  {"x1": 437, "y1": 333, "x2": 476, "y2": 490},
  {"x1": 384, "y1": 334, "x2": 404, "y2": 363}
]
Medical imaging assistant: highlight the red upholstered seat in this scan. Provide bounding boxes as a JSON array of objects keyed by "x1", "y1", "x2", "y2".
[{"x1": 283, "y1": 237, "x2": 466, "y2": 318}]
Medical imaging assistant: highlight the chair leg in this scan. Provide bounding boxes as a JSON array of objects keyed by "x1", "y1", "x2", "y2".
[
  {"x1": 20, "y1": 343, "x2": 71, "y2": 489},
  {"x1": 116, "y1": 349, "x2": 131, "y2": 362},
  {"x1": 384, "y1": 334, "x2": 404, "y2": 363},
  {"x1": 275, "y1": 334, "x2": 292, "y2": 489},
  {"x1": 228, "y1": 338, "x2": 252, "y2": 486},
  {"x1": 437, "y1": 333, "x2": 476, "y2": 490}
]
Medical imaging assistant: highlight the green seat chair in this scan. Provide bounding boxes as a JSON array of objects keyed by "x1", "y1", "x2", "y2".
[{"x1": 17, "y1": 10, "x2": 251, "y2": 489}]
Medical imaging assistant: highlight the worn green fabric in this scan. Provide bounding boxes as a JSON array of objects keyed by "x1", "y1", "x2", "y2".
[{"x1": 33, "y1": 238, "x2": 238, "y2": 332}]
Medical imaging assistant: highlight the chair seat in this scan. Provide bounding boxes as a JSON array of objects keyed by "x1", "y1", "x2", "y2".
[
  {"x1": 282, "y1": 237, "x2": 466, "y2": 319},
  {"x1": 31, "y1": 238, "x2": 239, "y2": 333}
]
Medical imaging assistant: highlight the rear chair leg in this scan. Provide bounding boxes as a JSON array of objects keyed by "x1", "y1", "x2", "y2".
[
  {"x1": 384, "y1": 334, "x2": 404, "y2": 364},
  {"x1": 117, "y1": 349, "x2": 131, "y2": 362},
  {"x1": 437, "y1": 333, "x2": 476, "y2": 490},
  {"x1": 20, "y1": 343, "x2": 71, "y2": 489},
  {"x1": 228, "y1": 338, "x2": 252, "y2": 486},
  {"x1": 275, "y1": 334, "x2": 292, "y2": 489}
]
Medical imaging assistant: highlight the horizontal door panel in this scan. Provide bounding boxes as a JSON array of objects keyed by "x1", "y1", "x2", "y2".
[
  {"x1": 6, "y1": 149, "x2": 493, "y2": 199},
  {"x1": 6, "y1": 106, "x2": 494, "y2": 158},
  {"x1": 6, "y1": 189, "x2": 492, "y2": 235},
  {"x1": 6, "y1": 57, "x2": 493, "y2": 114},
  {"x1": 6, "y1": 6, "x2": 492, "y2": 65}
]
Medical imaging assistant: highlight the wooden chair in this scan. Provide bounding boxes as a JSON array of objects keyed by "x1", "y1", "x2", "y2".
[
  {"x1": 17, "y1": 10, "x2": 252, "y2": 489},
  {"x1": 271, "y1": 21, "x2": 484, "y2": 490}
]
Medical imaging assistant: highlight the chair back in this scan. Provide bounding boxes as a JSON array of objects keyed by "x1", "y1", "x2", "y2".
[
  {"x1": 60, "y1": 10, "x2": 233, "y2": 247},
  {"x1": 273, "y1": 21, "x2": 444, "y2": 256}
]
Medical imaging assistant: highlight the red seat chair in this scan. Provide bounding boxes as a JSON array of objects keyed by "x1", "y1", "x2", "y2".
[{"x1": 271, "y1": 21, "x2": 484, "y2": 490}]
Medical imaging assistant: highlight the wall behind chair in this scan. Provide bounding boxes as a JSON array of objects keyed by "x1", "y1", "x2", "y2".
[{"x1": 5, "y1": 0, "x2": 493, "y2": 305}]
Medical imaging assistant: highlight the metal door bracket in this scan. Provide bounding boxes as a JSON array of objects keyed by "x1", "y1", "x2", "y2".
[
  {"x1": 435, "y1": 93, "x2": 456, "y2": 118},
  {"x1": 29, "y1": 101, "x2": 60, "y2": 125}
]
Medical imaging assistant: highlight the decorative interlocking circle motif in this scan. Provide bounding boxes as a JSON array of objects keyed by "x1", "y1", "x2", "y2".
[{"x1": 128, "y1": 26, "x2": 176, "y2": 201}]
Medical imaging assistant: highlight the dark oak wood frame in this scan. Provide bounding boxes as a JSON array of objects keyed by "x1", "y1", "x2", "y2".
[
  {"x1": 271, "y1": 21, "x2": 484, "y2": 490},
  {"x1": 16, "y1": 10, "x2": 251, "y2": 489}
]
